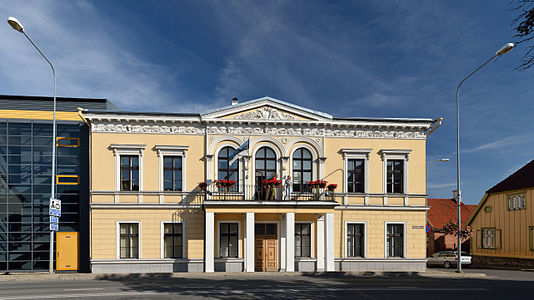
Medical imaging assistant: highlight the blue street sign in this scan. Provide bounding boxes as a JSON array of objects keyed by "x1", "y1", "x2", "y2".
[
  {"x1": 425, "y1": 225, "x2": 431, "y2": 233},
  {"x1": 50, "y1": 216, "x2": 59, "y2": 224},
  {"x1": 50, "y1": 223, "x2": 58, "y2": 231},
  {"x1": 49, "y1": 208, "x2": 61, "y2": 217}
]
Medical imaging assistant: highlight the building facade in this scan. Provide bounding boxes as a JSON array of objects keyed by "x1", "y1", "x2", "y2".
[
  {"x1": 468, "y1": 160, "x2": 534, "y2": 267},
  {"x1": 0, "y1": 95, "x2": 115, "y2": 272},
  {"x1": 84, "y1": 97, "x2": 438, "y2": 273},
  {"x1": 426, "y1": 198, "x2": 476, "y2": 256}
]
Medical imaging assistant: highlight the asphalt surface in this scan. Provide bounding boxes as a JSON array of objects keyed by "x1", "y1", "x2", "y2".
[{"x1": 0, "y1": 269, "x2": 532, "y2": 299}]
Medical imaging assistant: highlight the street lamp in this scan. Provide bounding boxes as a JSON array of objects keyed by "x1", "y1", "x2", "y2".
[
  {"x1": 8, "y1": 16, "x2": 57, "y2": 274},
  {"x1": 455, "y1": 42, "x2": 514, "y2": 273},
  {"x1": 426, "y1": 158, "x2": 449, "y2": 195}
]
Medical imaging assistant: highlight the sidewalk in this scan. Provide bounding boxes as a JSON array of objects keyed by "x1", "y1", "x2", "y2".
[{"x1": 0, "y1": 269, "x2": 487, "y2": 282}]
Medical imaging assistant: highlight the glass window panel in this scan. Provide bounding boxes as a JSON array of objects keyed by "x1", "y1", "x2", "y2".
[
  {"x1": 266, "y1": 160, "x2": 276, "y2": 170},
  {"x1": 8, "y1": 123, "x2": 32, "y2": 136},
  {"x1": 266, "y1": 224, "x2": 276, "y2": 235},
  {"x1": 220, "y1": 236, "x2": 229, "y2": 257},
  {"x1": 303, "y1": 160, "x2": 312, "y2": 170},
  {"x1": 265, "y1": 148, "x2": 275, "y2": 158},
  {"x1": 255, "y1": 224, "x2": 265, "y2": 235},
  {"x1": 229, "y1": 223, "x2": 238, "y2": 234},
  {"x1": 174, "y1": 157, "x2": 182, "y2": 168},
  {"x1": 121, "y1": 156, "x2": 130, "y2": 167},
  {"x1": 164, "y1": 170, "x2": 172, "y2": 181},
  {"x1": 164, "y1": 157, "x2": 172, "y2": 168},
  {"x1": 131, "y1": 157, "x2": 139, "y2": 167},
  {"x1": 301, "y1": 224, "x2": 310, "y2": 234},
  {"x1": 220, "y1": 224, "x2": 229, "y2": 234},
  {"x1": 174, "y1": 170, "x2": 182, "y2": 182},
  {"x1": 302, "y1": 149, "x2": 311, "y2": 159},
  {"x1": 293, "y1": 160, "x2": 301, "y2": 170},
  {"x1": 302, "y1": 172, "x2": 312, "y2": 182},
  {"x1": 33, "y1": 137, "x2": 52, "y2": 145},
  {"x1": 255, "y1": 160, "x2": 265, "y2": 170},
  {"x1": 33, "y1": 124, "x2": 53, "y2": 136}
]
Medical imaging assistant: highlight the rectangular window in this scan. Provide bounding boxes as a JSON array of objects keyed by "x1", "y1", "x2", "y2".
[
  {"x1": 163, "y1": 223, "x2": 183, "y2": 258},
  {"x1": 508, "y1": 194, "x2": 526, "y2": 210},
  {"x1": 120, "y1": 223, "x2": 139, "y2": 259},
  {"x1": 120, "y1": 155, "x2": 139, "y2": 191},
  {"x1": 295, "y1": 223, "x2": 311, "y2": 257},
  {"x1": 387, "y1": 160, "x2": 404, "y2": 194},
  {"x1": 163, "y1": 156, "x2": 182, "y2": 191},
  {"x1": 482, "y1": 228, "x2": 497, "y2": 249},
  {"x1": 347, "y1": 159, "x2": 364, "y2": 193},
  {"x1": 219, "y1": 223, "x2": 238, "y2": 258},
  {"x1": 386, "y1": 224, "x2": 404, "y2": 257},
  {"x1": 347, "y1": 223, "x2": 364, "y2": 257}
]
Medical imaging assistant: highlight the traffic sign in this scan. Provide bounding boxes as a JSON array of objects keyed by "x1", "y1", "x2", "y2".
[
  {"x1": 50, "y1": 223, "x2": 59, "y2": 231},
  {"x1": 49, "y1": 198, "x2": 61, "y2": 210},
  {"x1": 50, "y1": 216, "x2": 59, "y2": 223},
  {"x1": 49, "y1": 208, "x2": 61, "y2": 217}
]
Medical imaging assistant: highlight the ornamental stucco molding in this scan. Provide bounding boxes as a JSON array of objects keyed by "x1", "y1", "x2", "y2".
[
  {"x1": 92, "y1": 123, "x2": 205, "y2": 135},
  {"x1": 234, "y1": 107, "x2": 297, "y2": 121},
  {"x1": 90, "y1": 121, "x2": 426, "y2": 139}
]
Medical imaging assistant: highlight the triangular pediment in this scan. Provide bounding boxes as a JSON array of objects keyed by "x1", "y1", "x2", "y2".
[{"x1": 202, "y1": 96, "x2": 332, "y2": 121}]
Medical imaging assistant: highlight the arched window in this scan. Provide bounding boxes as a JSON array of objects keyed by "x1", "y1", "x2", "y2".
[
  {"x1": 218, "y1": 146, "x2": 239, "y2": 190},
  {"x1": 255, "y1": 147, "x2": 277, "y2": 199},
  {"x1": 292, "y1": 148, "x2": 312, "y2": 192}
]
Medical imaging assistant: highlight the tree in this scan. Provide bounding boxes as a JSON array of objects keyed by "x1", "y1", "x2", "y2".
[
  {"x1": 513, "y1": 0, "x2": 534, "y2": 69},
  {"x1": 440, "y1": 221, "x2": 473, "y2": 241}
]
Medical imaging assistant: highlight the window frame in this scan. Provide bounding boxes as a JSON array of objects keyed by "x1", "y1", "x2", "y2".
[
  {"x1": 217, "y1": 221, "x2": 241, "y2": 258},
  {"x1": 116, "y1": 221, "x2": 141, "y2": 260},
  {"x1": 216, "y1": 145, "x2": 240, "y2": 192},
  {"x1": 295, "y1": 221, "x2": 314, "y2": 258},
  {"x1": 291, "y1": 147, "x2": 314, "y2": 193},
  {"x1": 160, "y1": 221, "x2": 185, "y2": 259},
  {"x1": 119, "y1": 155, "x2": 139, "y2": 191},
  {"x1": 384, "y1": 222, "x2": 406, "y2": 258},
  {"x1": 345, "y1": 221, "x2": 367, "y2": 258},
  {"x1": 154, "y1": 145, "x2": 188, "y2": 197},
  {"x1": 481, "y1": 228, "x2": 498, "y2": 249},
  {"x1": 110, "y1": 144, "x2": 146, "y2": 196},
  {"x1": 379, "y1": 150, "x2": 411, "y2": 205},
  {"x1": 507, "y1": 193, "x2": 526, "y2": 210},
  {"x1": 163, "y1": 156, "x2": 183, "y2": 192}
]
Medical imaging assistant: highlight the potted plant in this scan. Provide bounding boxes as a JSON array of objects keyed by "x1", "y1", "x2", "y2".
[
  {"x1": 263, "y1": 176, "x2": 282, "y2": 200},
  {"x1": 327, "y1": 183, "x2": 337, "y2": 200}
]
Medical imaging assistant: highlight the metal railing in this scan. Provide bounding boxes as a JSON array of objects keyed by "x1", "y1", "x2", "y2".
[{"x1": 200, "y1": 184, "x2": 340, "y2": 202}]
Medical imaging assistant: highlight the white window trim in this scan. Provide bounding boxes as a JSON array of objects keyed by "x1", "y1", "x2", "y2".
[
  {"x1": 116, "y1": 220, "x2": 141, "y2": 260},
  {"x1": 341, "y1": 149, "x2": 371, "y2": 205},
  {"x1": 217, "y1": 220, "x2": 242, "y2": 258},
  {"x1": 214, "y1": 143, "x2": 243, "y2": 192},
  {"x1": 251, "y1": 144, "x2": 281, "y2": 185},
  {"x1": 289, "y1": 146, "x2": 317, "y2": 191},
  {"x1": 344, "y1": 221, "x2": 367, "y2": 258},
  {"x1": 110, "y1": 144, "x2": 146, "y2": 203},
  {"x1": 295, "y1": 221, "x2": 315, "y2": 258},
  {"x1": 155, "y1": 145, "x2": 188, "y2": 202},
  {"x1": 160, "y1": 220, "x2": 186, "y2": 259},
  {"x1": 508, "y1": 193, "x2": 526, "y2": 210},
  {"x1": 379, "y1": 149, "x2": 411, "y2": 205},
  {"x1": 384, "y1": 221, "x2": 407, "y2": 258}
]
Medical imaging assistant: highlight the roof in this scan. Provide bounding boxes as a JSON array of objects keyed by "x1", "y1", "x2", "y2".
[
  {"x1": 486, "y1": 159, "x2": 534, "y2": 194},
  {"x1": 427, "y1": 198, "x2": 477, "y2": 229}
]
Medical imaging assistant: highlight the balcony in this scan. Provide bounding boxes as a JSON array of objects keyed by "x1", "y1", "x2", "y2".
[{"x1": 200, "y1": 184, "x2": 341, "y2": 203}]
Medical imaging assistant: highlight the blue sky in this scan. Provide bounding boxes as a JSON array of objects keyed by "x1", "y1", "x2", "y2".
[{"x1": 1, "y1": 1, "x2": 533, "y2": 204}]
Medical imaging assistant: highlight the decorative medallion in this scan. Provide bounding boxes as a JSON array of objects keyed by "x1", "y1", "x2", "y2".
[{"x1": 234, "y1": 107, "x2": 297, "y2": 120}]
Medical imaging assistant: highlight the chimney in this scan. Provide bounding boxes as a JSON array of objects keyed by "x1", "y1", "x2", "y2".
[{"x1": 231, "y1": 97, "x2": 238, "y2": 106}]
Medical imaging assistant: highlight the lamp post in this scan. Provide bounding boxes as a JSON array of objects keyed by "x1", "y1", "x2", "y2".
[
  {"x1": 455, "y1": 42, "x2": 514, "y2": 273},
  {"x1": 8, "y1": 17, "x2": 57, "y2": 274},
  {"x1": 426, "y1": 158, "x2": 449, "y2": 195}
]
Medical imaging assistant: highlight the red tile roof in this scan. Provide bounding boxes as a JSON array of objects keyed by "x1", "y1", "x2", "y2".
[{"x1": 427, "y1": 198, "x2": 477, "y2": 229}]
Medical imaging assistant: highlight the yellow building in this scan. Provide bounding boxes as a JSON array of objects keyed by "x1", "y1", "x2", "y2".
[
  {"x1": 467, "y1": 160, "x2": 534, "y2": 267},
  {"x1": 83, "y1": 96, "x2": 439, "y2": 273}
]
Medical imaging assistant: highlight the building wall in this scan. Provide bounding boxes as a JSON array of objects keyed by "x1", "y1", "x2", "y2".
[{"x1": 470, "y1": 188, "x2": 534, "y2": 259}]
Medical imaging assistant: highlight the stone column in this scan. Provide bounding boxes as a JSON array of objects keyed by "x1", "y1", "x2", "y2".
[
  {"x1": 205, "y1": 211, "x2": 215, "y2": 272},
  {"x1": 325, "y1": 212, "x2": 335, "y2": 271},
  {"x1": 280, "y1": 214, "x2": 286, "y2": 271},
  {"x1": 316, "y1": 214, "x2": 325, "y2": 271},
  {"x1": 245, "y1": 212, "x2": 255, "y2": 272},
  {"x1": 286, "y1": 212, "x2": 295, "y2": 272}
]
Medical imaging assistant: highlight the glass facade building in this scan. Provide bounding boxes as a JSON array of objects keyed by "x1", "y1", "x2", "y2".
[{"x1": 0, "y1": 95, "x2": 115, "y2": 272}]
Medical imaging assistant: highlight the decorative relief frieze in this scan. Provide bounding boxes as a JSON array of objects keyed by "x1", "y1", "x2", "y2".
[
  {"x1": 91, "y1": 121, "x2": 426, "y2": 139},
  {"x1": 92, "y1": 123, "x2": 205, "y2": 135},
  {"x1": 234, "y1": 107, "x2": 298, "y2": 120}
]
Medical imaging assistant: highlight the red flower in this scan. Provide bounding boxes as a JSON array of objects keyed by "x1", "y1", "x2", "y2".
[
  {"x1": 198, "y1": 182, "x2": 208, "y2": 191},
  {"x1": 327, "y1": 184, "x2": 337, "y2": 191}
]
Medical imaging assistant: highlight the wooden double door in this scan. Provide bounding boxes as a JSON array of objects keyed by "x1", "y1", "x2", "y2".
[{"x1": 255, "y1": 223, "x2": 278, "y2": 272}]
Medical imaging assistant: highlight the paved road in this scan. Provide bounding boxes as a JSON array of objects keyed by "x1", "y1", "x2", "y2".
[{"x1": 0, "y1": 269, "x2": 532, "y2": 300}]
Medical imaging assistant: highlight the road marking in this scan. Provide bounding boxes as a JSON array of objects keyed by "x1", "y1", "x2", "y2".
[{"x1": 63, "y1": 288, "x2": 104, "y2": 291}]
